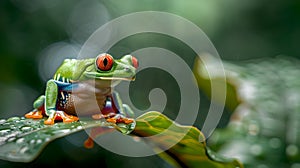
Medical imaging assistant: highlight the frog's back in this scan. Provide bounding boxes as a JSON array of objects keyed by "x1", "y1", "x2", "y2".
[{"x1": 54, "y1": 58, "x2": 94, "y2": 82}]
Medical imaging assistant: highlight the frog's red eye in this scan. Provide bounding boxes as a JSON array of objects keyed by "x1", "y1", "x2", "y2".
[
  {"x1": 96, "y1": 53, "x2": 114, "y2": 71},
  {"x1": 131, "y1": 56, "x2": 139, "y2": 69}
]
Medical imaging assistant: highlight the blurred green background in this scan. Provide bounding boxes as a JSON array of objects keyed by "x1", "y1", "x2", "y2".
[{"x1": 0, "y1": 0, "x2": 299, "y2": 167}]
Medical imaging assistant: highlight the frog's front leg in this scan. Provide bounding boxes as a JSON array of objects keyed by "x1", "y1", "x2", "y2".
[
  {"x1": 44, "y1": 80, "x2": 78, "y2": 125},
  {"x1": 111, "y1": 91, "x2": 135, "y2": 118},
  {"x1": 25, "y1": 95, "x2": 45, "y2": 119}
]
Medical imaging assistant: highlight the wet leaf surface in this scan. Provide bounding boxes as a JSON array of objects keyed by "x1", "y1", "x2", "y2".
[
  {"x1": 0, "y1": 117, "x2": 122, "y2": 162},
  {"x1": 0, "y1": 112, "x2": 242, "y2": 168}
]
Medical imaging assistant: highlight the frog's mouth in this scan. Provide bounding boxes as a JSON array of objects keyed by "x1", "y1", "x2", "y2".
[
  {"x1": 84, "y1": 72, "x2": 135, "y2": 81},
  {"x1": 97, "y1": 76, "x2": 136, "y2": 81}
]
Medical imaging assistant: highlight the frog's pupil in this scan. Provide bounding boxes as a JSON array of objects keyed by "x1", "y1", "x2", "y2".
[{"x1": 103, "y1": 58, "x2": 108, "y2": 67}]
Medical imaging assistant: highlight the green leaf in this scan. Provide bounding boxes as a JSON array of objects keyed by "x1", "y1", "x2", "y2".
[
  {"x1": 0, "y1": 117, "x2": 122, "y2": 162},
  {"x1": 0, "y1": 111, "x2": 242, "y2": 167},
  {"x1": 132, "y1": 111, "x2": 243, "y2": 168},
  {"x1": 193, "y1": 55, "x2": 241, "y2": 111}
]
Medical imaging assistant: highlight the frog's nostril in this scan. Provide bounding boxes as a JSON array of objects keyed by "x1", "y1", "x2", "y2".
[{"x1": 124, "y1": 67, "x2": 132, "y2": 72}]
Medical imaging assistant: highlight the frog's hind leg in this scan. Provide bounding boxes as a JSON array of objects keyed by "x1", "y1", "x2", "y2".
[
  {"x1": 25, "y1": 95, "x2": 45, "y2": 119},
  {"x1": 91, "y1": 102, "x2": 134, "y2": 124},
  {"x1": 56, "y1": 111, "x2": 79, "y2": 123},
  {"x1": 91, "y1": 100, "x2": 117, "y2": 120},
  {"x1": 92, "y1": 92, "x2": 135, "y2": 124},
  {"x1": 107, "y1": 92, "x2": 135, "y2": 124},
  {"x1": 44, "y1": 110, "x2": 79, "y2": 125},
  {"x1": 105, "y1": 104, "x2": 135, "y2": 124}
]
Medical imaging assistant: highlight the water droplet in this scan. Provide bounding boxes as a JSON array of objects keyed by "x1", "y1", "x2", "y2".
[
  {"x1": 7, "y1": 137, "x2": 16, "y2": 142},
  {"x1": 16, "y1": 138, "x2": 25, "y2": 144},
  {"x1": 7, "y1": 117, "x2": 20, "y2": 122},
  {"x1": 21, "y1": 126, "x2": 33, "y2": 132},
  {"x1": 29, "y1": 139, "x2": 36, "y2": 145},
  {"x1": 25, "y1": 120, "x2": 32, "y2": 124},
  {"x1": 2, "y1": 122, "x2": 10, "y2": 126},
  {"x1": 19, "y1": 146, "x2": 29, "y2": 154},
  {"x1": 36, "y1": 139, "x2": 42, "y2": 144},
  {"x1": 54, "y1": 129, "x2": 70, "y2": 134},
  {"x1": 0, "y1": 119, "x2": 6, "y2": 125},
  {"x1": 0, "y1": 129, "x2": 10, "y2": 136}
]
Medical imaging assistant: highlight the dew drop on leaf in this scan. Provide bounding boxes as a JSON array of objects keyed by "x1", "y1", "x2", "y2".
[
  {"x1": 29, "y1": 139, "x2": 35, "y2": 145},
  {"x1": 21, "y1": 126, "x2": 33, "y2": 132},
  {"x1": 19, "y1": 146, "x2": 29, "y2": 154},
  {"x1": 6, "y1": 137, "x2": 16, "y2": 142},
  {"x1": 7, "y1": 117, "x2": 20, "y2": 122},
  {"x1": 0, "y1": 119, "x2": 6, "y2": 125},
  {"x1": 36, "y1": 139, "x2": 42, "y2": 144},
  {"x1": 16, "y1": 138, "x2": 25, "y2": 144},
  {"x1": 0, "y1": 129, "x2": 10, "y2": 136},
  {"x1": 10, "y1": 125, "x2": 17, "y2": 130}
]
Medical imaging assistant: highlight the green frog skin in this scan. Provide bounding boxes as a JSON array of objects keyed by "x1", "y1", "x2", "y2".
[{"x1": 25, "y1": 53, "x2": 138, "y2": 125}]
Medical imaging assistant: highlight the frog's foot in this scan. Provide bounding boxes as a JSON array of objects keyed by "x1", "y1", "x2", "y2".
[
  {"x1": 106, "y1": 114, "x2": 135, "y2": 124},
  {"x1": 92, "y1": 113, "x2": 134, "y2": 124},
  {"x1": 59, "y1": 111, "x2": 79, "y2": 123},
  {"x1": 25, "y1": 109, "x2": 43, "y2": 119},
  {"x1": 44, "y1": 118, "x2": 55, "y2": 125},
  {"x1": 44, "y1": 111, "x2": 79, "y2": 125},
  {"x1": 92, "y1": 113, "x2": 116, "y2": 120},
  {"x1": 84, "y1": 137, "x2": 94, "y2": 149}
]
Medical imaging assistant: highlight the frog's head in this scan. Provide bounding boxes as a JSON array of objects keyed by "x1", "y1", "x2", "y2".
[{"x1": 84, "y1": 53, "x2": 138, "y2": 82}]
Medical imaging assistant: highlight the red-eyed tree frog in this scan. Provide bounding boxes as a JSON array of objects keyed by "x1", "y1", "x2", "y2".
[{"x1": 25, "y1": 53, "x2": 138, "y2": 125}]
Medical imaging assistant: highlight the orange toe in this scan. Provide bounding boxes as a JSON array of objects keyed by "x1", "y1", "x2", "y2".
[
  {"x1": 63, "y1": 116, "x2": 79, "y2": 123},
  {"x1": 123, "y1": 118, "x2": 134, "y2": 124},
  {"x1": 84, "y1": 138, "x2": 94, "y2": 149},
  {"x1": 25, "y1": 111, "x2": 43, "y2": 119},
  {"x1": 106, "y1": 118, "x2": 117, "y2": 124},
  {"x1": 44, "y1": 118, "x2": 55, "y2": 125}
]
